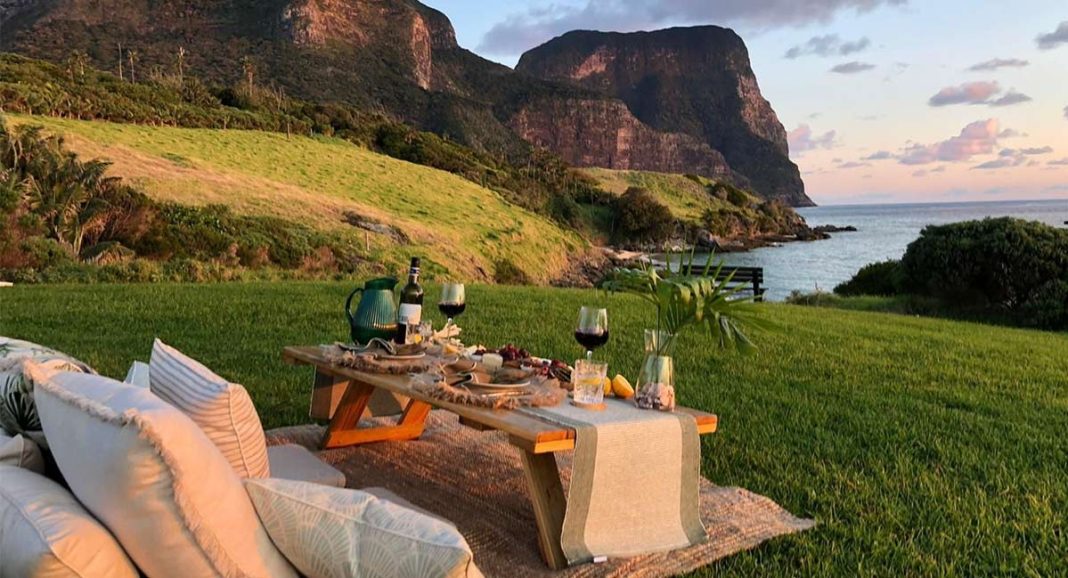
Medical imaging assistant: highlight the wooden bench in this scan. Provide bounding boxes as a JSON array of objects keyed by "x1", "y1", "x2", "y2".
[{"x1": 675, "y1": 265, "x2": 765, "y2": 300}]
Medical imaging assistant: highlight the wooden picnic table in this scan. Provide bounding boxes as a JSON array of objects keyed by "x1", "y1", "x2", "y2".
[{"x1": 282, "y1": 345, "x2": 718, "y2": 570}]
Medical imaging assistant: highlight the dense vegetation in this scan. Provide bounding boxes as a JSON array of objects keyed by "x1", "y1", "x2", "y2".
[
  {"x1": 0, "y1": 117, "x2": 371, "y2": 282},
  {"x1": 587, "y1": 169, "x2": 811, "y2": 244},
  {"x1": 833, "y1": 218, "x2": 1068, "y2": 330},
  {"x1": 0, "y1": 53, "x2": 611, "y2": 231},
  {"x1": 3, "y1": 282, "x2": 1065, "y2": 576},
  {"x1": 1, "y1": 114, "x2": 590, "y2": 284}
]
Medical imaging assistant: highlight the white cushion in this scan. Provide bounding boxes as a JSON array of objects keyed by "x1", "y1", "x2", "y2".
[
  {"x1": 267, "y1": 444, "x2": 346, "y2": 487},
  {"x1": 0, "y1": 464, "x2": 139, "y2": 578},
  {"x1": 0, "y1": 430, "x2": 45, "y2": 473},
  {"x1": 29, "y1": 365, "x2": 297, "y2": 578},
  {"x1": 245, "y1": 478, "x2": 482, "y2": 578},
  {"x1": 149, "y1": 339, "x2": 270, "y2": 478}
]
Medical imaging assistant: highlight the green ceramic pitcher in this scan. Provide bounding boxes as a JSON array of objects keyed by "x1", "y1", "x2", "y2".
[{"x1": 345, "y1": 278, "x2": 399, "y2": 345}]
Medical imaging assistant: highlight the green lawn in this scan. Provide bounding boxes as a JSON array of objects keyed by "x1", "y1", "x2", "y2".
[
  {"x1": 8, "y1": 115, "x2": 582, "y2": 283},
  {"x1": 3, "y1": 282, "x2": 1066, "y2": 576}
]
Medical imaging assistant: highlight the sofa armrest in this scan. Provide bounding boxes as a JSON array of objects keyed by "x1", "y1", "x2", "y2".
[
  {"x1": 267, "y1": 444, "x2": 346, "y2": 487},
  {"x1": 123, "y1": 361, "x2": 151, "y2": 389}
]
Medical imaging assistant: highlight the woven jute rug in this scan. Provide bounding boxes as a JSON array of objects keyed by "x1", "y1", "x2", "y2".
[{"x1": 266, "y1": 411, "x2": 815, "y2": 578}]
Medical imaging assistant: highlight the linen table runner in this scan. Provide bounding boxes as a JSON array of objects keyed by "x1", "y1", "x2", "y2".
[{"x1": 521, "y1": 399, "x2": 706, "y2": 564}]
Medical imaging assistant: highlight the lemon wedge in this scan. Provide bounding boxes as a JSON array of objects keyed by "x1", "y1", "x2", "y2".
[{"x1": 611, "y1": 374, "x2": 635, "y2": 399}]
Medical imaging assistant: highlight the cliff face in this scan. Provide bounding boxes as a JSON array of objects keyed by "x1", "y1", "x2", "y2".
[
  {"x1": 510, "y1": 97, "x2": 735, "y2": 181},
  {"x1": 517, "y1": 27, "x2": 810, "y2": 206},
  {"x1": 1, "y1": 1, "x2": 809, "y2": 204}
]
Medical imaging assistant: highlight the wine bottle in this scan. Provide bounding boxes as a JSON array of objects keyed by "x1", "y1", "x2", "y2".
[{"x1": 396, "y1": 257, "x2": 424, "y2": 344}]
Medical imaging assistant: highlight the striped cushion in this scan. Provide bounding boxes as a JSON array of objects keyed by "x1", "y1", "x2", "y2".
[{"x1": 149, "y1": 339, "x2": 270, "y2": 478}]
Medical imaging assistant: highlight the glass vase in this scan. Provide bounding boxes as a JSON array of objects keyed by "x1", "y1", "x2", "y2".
[{"x1": 636, "y1": 330, "x2": 677, "y2": 411}]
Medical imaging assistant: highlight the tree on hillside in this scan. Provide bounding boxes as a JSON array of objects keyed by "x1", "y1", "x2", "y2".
[
  {"x1": 2, "y1": 120, "x2": 122, "y2": 258},
  {"x1": 128, "y1": 50, "x2": 139, "y2": 83},
  {"x1": 117, "y1": 42, "x2": 124, "y2": 81},
  {"x1": 176, "y1": 46, "x2": 187, "y2": 82},
  {"x1": 241, "y1": 56, "x2": 256, "y2": 95},
  {"x1": 612, "y1": 186, "x2": 675, "y2": 244},
  {"x1": 65, "y1": 51, "x2": 89, "y2": 82}
]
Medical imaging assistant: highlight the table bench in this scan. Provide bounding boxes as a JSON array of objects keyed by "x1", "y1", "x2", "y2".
[{"x1": 282, "y1": 345, "x2": 718, "y2": 569}]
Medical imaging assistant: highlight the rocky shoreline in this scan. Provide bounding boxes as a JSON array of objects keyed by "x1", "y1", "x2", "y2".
[
  {"x1": 552, "y1": 223, "x2": 857, "y2": 287},
  {"x1": 671, "y1": 222, "x2": 856, "y2": 253}
]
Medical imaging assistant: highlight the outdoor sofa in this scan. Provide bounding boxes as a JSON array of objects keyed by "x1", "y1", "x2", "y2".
[{"x1": 0, "y1": 336, "x2": 483, "y2": 578}]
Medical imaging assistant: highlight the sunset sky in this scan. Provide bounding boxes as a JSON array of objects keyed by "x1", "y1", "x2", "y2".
[{"x1": 426, "y1": 0, "x2": 1068, "y2": 205}]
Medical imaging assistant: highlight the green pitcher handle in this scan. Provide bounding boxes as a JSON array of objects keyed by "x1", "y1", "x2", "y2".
[{"x1": 345, "y1": 287, "x2": 363, "y2": 325}]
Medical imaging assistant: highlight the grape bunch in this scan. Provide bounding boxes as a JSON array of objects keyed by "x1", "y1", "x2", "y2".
[{"x1": 496, "y1": 343, "x2": 530, "y2": 362}]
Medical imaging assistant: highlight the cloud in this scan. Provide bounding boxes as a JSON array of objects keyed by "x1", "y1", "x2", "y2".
[
  {"x1": 788, "y1": 124, "x2": 837, "y2": 154},
  {"x1": 785, "y1": 34, "x2": 870, "y2": 58},
  {"x1": 863, "y1": 150, "x2": 894, "y2": 160},
  {"x1": 928, "y1": 82, "x2": 1031, "y2": 107},
  {"x1": 1036, "y1": 21, "x2": 1068, "y2": 50},
  {"x1": 931, "y1": 166, "x2": 946, "y2": 173},
  {"x1": 977, "y1": 146, "x2": 1053, "y2": 169},
  {"x1": 899, "y1": 119, "x2": 1001, "y2": 165},
  {"x1": 1064, "y1": 105, "x2": 1068, "y2": 120},
  {"x1": 837, "y1": 161, "x2": 870, "y2": 169},
  {"x1": 974, "y1": 158, "x2": 1023, "y2": 170},
  {"x1": 989, "y1": 91, "x2": 1032, "y2": 107},
  {"x1": 928, "y1": 81, "x2": 1001, "y2": 106},
  {"x1": 912, "y1": 169, "x2": 928, "y2": 177},
  {"x1": 830, "y1": 61, "x2": 876, "y2": 74},
  {"x1": 1000, "y1": 146, "x2": 1053, "y2": 156},
  {"x1": 478, "y1": 0, "x2": 909, "y2": 55},
  {"x1": 997, "y1": 128, "x2": 1022, "y2": 138},
  {"x1": 1049, "y1": 158, "x2": 1068, "y2": 166},
  {"x1": 967, "y1": 58, "x2": 1029, "y2": 71}
]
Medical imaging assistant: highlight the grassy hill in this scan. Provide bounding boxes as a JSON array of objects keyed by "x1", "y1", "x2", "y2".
[
  {"x1": 9, "y1": 115, "x2": 584, "y2": 283},
  {"x1": 583, "y1": 168, "x2": 809, "y2": 242},
  {"x1": 3, "y1": 282, "x2": 1065, "y2": 576},
  {"x1": 584, "y1": 168, "x2": 752, "y2": 222}
]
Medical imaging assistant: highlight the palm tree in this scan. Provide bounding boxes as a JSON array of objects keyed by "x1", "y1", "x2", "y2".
[
  {"x1": 241, "y1": 56, "x2": 256, "y2": 94},
  {"x1": 176, "y1": 46, "x2": 187, "y2": 82},
  {"x1": 0, "y1": 169, "x2": 28, "y2": 213},
  {"x1": 25, "y1": 155, "x2": 119, "y2": 257},
  {"x1": 127, "y1": 50, "x2": 139, "y2": 83},
  {"x1": 66, "y1": 51, "x2": 89, "y2": 81}
]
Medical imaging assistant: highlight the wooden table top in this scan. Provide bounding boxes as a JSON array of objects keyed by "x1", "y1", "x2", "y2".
[{"x1": 283, "y1": 346, "x2": 717, "y2": 454}]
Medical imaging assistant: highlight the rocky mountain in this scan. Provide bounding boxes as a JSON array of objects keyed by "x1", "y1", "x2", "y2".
[
  {"x1": 0, "y1": 0, "x2": 811, "y2": 205},
  {"x1": 516, "y1": 27, "x2": 808, "y2": 206}
]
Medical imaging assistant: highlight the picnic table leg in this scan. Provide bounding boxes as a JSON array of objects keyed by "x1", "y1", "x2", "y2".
[
  {"x1": 518, "y1": 449, "x2": 569, "y2": 570},
  {"x1": 321, "y1": 378, "x2": 433, "y2": 449}
]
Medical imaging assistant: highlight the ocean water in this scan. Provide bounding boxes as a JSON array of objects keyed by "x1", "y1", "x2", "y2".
[{"x1": 705, "y1": 199, "x2": 1068, "y2": 301}]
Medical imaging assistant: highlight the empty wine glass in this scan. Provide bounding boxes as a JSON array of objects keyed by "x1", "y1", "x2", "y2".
[
  {"x1": 574, "y1": 306, "x2": 609, "y2": 361},
  {"x1": 438, "y1": 283, "x2": 466, "y2": 331}
]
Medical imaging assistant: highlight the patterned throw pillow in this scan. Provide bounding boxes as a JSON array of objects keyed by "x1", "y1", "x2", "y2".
[
  {"x1": 150, "y1": 339, "x2": 270, "y2": 478},
  {"x1": 0, "y1": 337, "x2": 95, "y2": 435},
  {"x1": 245, "y1": 478, "x2": 483, "y2": 578}
]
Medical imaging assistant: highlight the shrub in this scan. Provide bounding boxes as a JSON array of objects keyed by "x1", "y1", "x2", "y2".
[
  {"x1": 1019, "y1": 280, "x2": 1068, "y2": 331},
  {"x1": 835, "y1": 260, "x2": 904, "y2": 296},
  {"x1": 900, "y1": 218, "x2": 1068, "y2": 309},
  {"x1": 612, "y1": 187, "x2": 675, "y2": 244},
  {"x1": 494, "y1": 258, "x2": 531, "y2": 285}
]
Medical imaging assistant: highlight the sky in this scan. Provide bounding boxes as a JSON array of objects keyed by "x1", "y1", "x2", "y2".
[{"x1": 424, "y1": 0, "x2": 1068, "y2": 205}]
